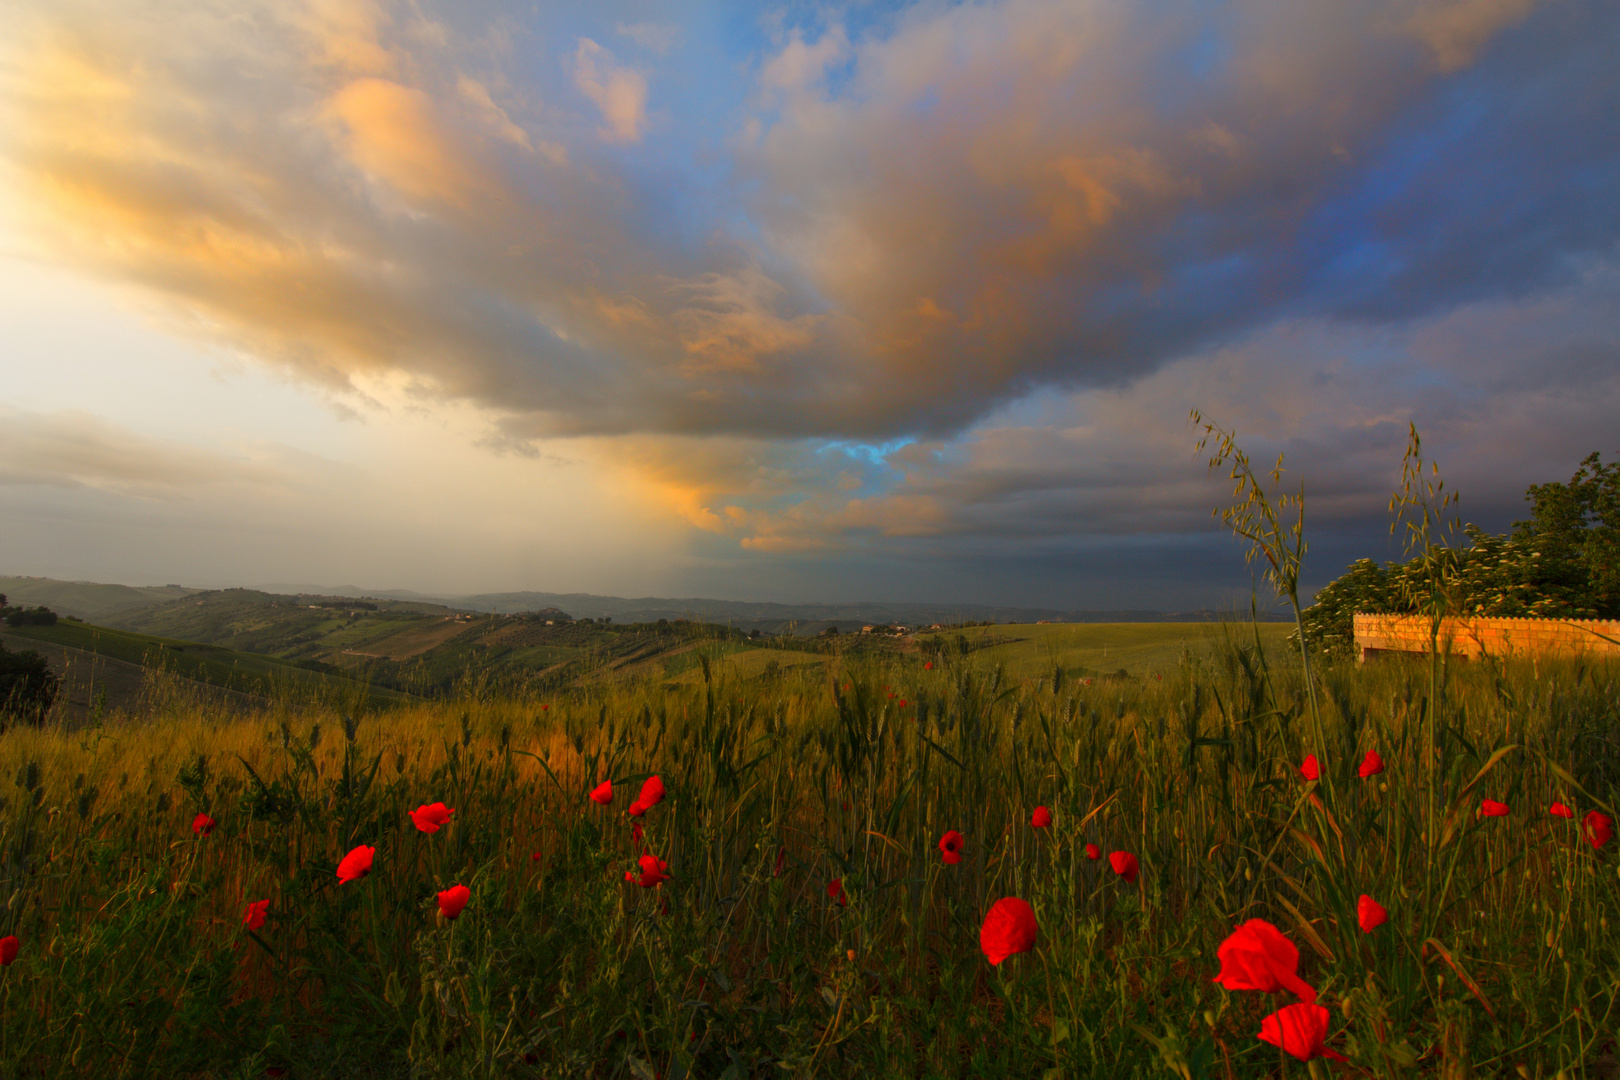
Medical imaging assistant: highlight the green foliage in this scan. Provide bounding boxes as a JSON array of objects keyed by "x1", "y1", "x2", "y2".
[{"x1": 2, "y1": 605, "x2": 58, "y2": 627}]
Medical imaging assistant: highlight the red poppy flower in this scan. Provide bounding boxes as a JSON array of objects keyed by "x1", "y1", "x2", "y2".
[
  {"x1": 1299, "y1": 755, "x2": 1320, "y2": 781},
  {"x1": 1109, "y1": 851, "x2": 1139, "y2": 884},
  {"x1": 1258, "y1": 1002, "x2": 1346, "y2": 1062},
  {"x1": 1584, "y1": 810, "x2": 1614, "y2": 850},
  {"x1": 1031, "y1": 806, "x2": 1052, "y2": 828},
  {"x1": 631, "y1": 822, "x2": 644, "y2": 843},
  {"x1": 625, "y1": 854, "x2": 671, "y2": 888},
  {"x1": 531, "y1": 851, "x2": 542, "y2": 862},
  {"x1": 437, "y1": 884, "x2": 471, "y2": 920},
  {"x1": 243, "y1": 899, "x2": 269, "y2": 931},
  {"x1": 1357, "y1": 894, "x2": 1387, "y2": 933},
  {"x1": 980, "y1": 897, "x2": 1038, "y2": 965},
  {"x1": 541, "y1": 704, "x2": 549, "y2": 710},
  {"x1": 1358, "y1": 750, "x2": 1384, "y2": 778},
  {"x1": 827, "y1": 878, "x2": 847, "y2": 907},
  {"x1": 192, "y1": 813, "x2": 217, "y2": 836},
  {"x1": 938, "y1": 830, "x2": 964, "y2": 865},
  {"x1": 924, "y1": 661, "x2": 933, "y2": 670},
  {"x1": 1084, "y1": 843, "x2": 1100, "y2": 860},
  {"x1": 1480, "y1": 799, "x2": 1509, "y2": 817},
  {"x1": 409, "y1": 802, "x2": 455, "y2": 833},
  {"x1": 589, "y1": 780, "x2": 613, "y2": 805},
  {"x1": 1550, "y1": 802, "x2": 1575, "y2": 819},
  {"x1": 0, "y1": 935, "x2": 18, "y2": 966},
  {"x1": 336, "y1": 845, "x2": 376, "y2": 884},
  {"x1": 1211, "y1": 919, "x2": 1317, "y2": 1003},
  {"x1": 773, "y1": 845, "x2": 787, "y2": 877},
  {"x1": 898, "y1": 699, "x2": 908, "y2": 708},
  {"x1": 627, "y1": 775, "x2": 665, "y2": 817}
]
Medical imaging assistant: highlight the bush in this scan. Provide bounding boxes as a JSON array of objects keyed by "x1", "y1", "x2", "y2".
[
  {"x1": 0, "y1": 641, "x2": 58, "y2": 724},
  {"x1": 2, "y1": 605, "x2": 58, "y2": 627}
]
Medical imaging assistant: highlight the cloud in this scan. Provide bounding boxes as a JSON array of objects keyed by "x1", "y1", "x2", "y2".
[
  {"x1": 0, "y1": 408, "x2": 286, "y2": 494},
  {"x1": 572, "y1": 38, "x2": 647, "y2": 142}
]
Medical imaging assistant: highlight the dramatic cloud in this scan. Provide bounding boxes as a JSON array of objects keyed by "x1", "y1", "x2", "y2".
[{"x1": 1, "y1": 0, "x2": 1615, "y2": 602}]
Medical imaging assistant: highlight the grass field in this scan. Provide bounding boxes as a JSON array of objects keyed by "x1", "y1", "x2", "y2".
[{"x1": 1, "y1": 617, "x2": 1616, "y2": 1078}]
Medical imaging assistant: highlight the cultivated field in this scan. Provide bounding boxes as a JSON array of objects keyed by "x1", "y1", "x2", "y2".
[{"x1": 0, "y1": 620, "x2": 1615, "y2": 1078}]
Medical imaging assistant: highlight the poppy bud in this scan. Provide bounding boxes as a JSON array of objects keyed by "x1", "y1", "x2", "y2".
[
  {"x1": 336, "y1": 844, "x2": 375, "y2": 884},
  {"x1": 192, "y1": 813, "x2": 217, "y2": 836},
  {"x1": 980, "y1": 897, "x2": 1037, "y2": 965},
  {"x1": 773, "y1": 845, "x2": 787, "y2": 877},
  {"x1": 631, "y1": 822, "x2": 644, "y2": 843},
  {"x1": 0, "y1": 935, "x2": 18, "y2": 966},
  {"x1": 437, "y1": 884, "x2": 471, "y2": 920},
  {"x1": 1109, "y1": 851, "x2": 1139, "y2": 884},
  {"x1": 243, "y1": 899, "x2": 269, "y2": 931},
  {"x1": 409, "y1": 803, "x2": 455, "y2": 833},
  {"x1": 1357, "y1": 750, "x2": 1384, "y2": 778},
  {"x1": 1031, "y1": 806, "x2": 1052, "y2": 828},
  {"x1": 589, "y1": 780, "x2": 613, "y2": 805},
  {"x1": 1084, "y1": 843, "x2": 1100, "y2": 860}
]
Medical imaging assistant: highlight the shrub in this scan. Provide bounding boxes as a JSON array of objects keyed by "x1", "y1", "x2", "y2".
[{"x1": 0, "y1": 641, "x2": 58, "y2": 725}]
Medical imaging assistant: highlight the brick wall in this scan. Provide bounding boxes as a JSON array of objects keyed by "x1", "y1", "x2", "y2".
[{"x1": 1353, "y1": 613, "x2": 1620, "y2": 662}]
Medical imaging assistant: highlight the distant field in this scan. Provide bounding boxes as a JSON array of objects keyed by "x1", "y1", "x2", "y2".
[{"x1": 5, "y1": 619, "x2": 412, "y2": 710}]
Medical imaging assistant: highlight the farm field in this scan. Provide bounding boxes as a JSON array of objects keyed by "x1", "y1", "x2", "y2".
[{"x1": 0, "y1": 623, "x2": 1615, "y2": 1078}]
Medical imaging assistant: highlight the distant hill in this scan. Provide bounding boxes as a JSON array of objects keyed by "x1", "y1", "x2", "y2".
[
  {"x1": 257, "y1": 584, "x2": 1283, "y2": 632},
  {"x1": 0, "y1": 576, "x2": 201, "y2": 622}
]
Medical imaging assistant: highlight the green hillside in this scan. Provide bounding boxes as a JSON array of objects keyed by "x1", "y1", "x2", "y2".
[{"x1": 4, "y1": 619, "x2": 412, "y2": 708}]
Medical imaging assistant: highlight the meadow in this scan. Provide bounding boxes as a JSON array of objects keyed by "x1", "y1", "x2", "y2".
[{"x1": 1, "y1": 618, "x2": 1616, "y2": 1078}]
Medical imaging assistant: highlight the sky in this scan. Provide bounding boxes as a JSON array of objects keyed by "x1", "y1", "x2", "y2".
[{"x1": 0, "y1": 0, "x2": 1616, "y2": 609}]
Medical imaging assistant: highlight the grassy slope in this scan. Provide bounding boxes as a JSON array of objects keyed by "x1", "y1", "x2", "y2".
[
  {"x1": 5, "y1": 620, "x2": 412, "y2": 707},
  {"x1": 0, "y1": 576, "x2": 200, "y2": 622}
]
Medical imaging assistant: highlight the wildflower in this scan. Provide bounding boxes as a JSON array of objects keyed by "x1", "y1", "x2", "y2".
[
  {"x1": 625, "y1": 854, "x2": 671, "y2": 888},
  {"x1": 1258, "y1": 1002, "x2": 1347, "y2": 1062},
  {"x1": 530, "y1": 851, "x2": 542, "y2": 862},
  {"x1": 1109, "y1": 851, "x2": 1139, "y2": 884},
  {"x1": 1357, "y1": 894, "x2": 1387, "y2": 933},
  {"x1": 631, "y1": 822, "x2": 644, "y2": 844},
  {"x1": 627, "y1": 775, "x2": 665, "y2": 818},
  {"x1": 980, "y1": 897, "x2": 1038, "y2": 965},
  {"x1": 773, "y1": 845, "x2": 787, "y2": 877},
  {"x1": 336, "y1": 845, "x2": 375, "y2": 884},
  {"x1": 1299, "y1": 755, "x2": 1320, "y2": 782},
  {"x1": 540, "y1": 704, "x2": 549, "y2": 711},
  {"x1": 1, "y1": 935, "x2": 18, "y2": 965},
  {"x1": 938, "y1": 830, "x2": 964, "y2": 865},
  {"x1": 1550, "y1": 802, "x2": 1574, "y2": 819},
  {"x1": 409, "y1": 803, "x2": 455, "y2": 833},
  {"x1": 1480, "y1": 799, "x2": 1509, "y2": 818},
  {"x1": 898, "y1": 699, "x2": 908, "y2": 708},
  {"x1": 1358, "y1": 750, "x2": 1384, "y2": 778},
  {"x1": 1031, "y1": 806, "x2": 1052, "y2": 828},
  {"x1": 827, "y1": 878, "x2": 847, "y2": 907},
  {"x1": 1084, "y1": 843, "x2": 1100, "y2": 860},
  {"x1": 243, "y1": 899, "x2": 269, "y2": 931},
  {"x1": 589, "y1": 780, "x2": 613, "y2": 805},
  {"x1": 437, "y1": 884, "x2": 471, "y2": 920},
  {"x1": 1212, "y1": 919, "x2": 1317, "y2": 1003},
  {"x1": 192, "y1": 812, "x2": 217, "y2": 836},
  {"x1": 924, "y1": 661, "x2": 933, "y2": 670},
  {"x1": 1584, "y1": 811, "x2": 1613, "y2": 850}
]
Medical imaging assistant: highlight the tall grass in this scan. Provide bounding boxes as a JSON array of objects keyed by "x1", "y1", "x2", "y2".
[{"x1": 1, "y1": 632, "x2": 1616, "y2": 1078}]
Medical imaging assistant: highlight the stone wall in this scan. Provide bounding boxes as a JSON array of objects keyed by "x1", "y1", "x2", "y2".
[{"x1": 1353, "y1": 613, "x2": 1620, "y2": 662}]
